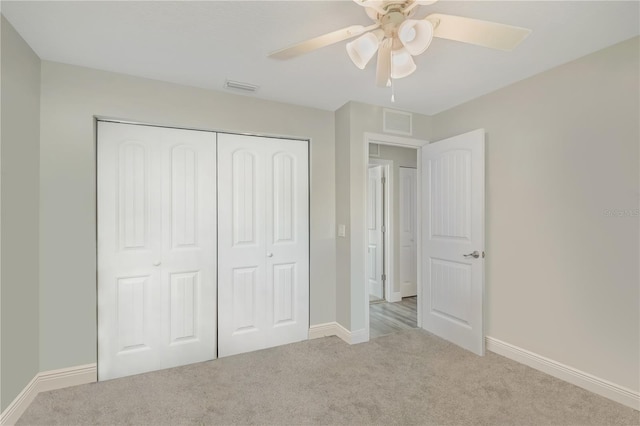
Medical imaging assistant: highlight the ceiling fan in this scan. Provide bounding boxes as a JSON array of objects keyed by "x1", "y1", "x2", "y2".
[{"x1": 269, "y1": 0, "x2": 531, "y2": 88}]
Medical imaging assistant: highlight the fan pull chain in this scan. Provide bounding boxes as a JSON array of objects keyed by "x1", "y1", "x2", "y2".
[{"x1": 390, "y1": 78, "x2": 396, "y2": 103}]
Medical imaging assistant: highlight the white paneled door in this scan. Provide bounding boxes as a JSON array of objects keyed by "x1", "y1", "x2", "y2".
[
  {"x1": 217, "y1": 133, "x2": 309, "y2": 358},
  {"x1": 421, "y1": 129, "x2": 485, "y2": 355},
  {"x1": 399, "y1": 167, "x2": 417, "y2": 297},
  {"x1": 367, "y1": 165, "x2": 385, "y2": 300},
  {"x1": 97, "y1": 122, "x2": 217, "y2": 380}
]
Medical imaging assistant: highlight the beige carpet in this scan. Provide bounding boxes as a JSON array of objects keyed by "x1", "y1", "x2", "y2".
[{"x1": 18, "y1": 329, "x2": 639, "y2": 425}]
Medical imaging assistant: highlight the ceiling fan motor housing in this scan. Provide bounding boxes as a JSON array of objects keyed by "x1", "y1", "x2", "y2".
[{"x1": 380, "y1": 11, "x2": 407, "y2": 39}]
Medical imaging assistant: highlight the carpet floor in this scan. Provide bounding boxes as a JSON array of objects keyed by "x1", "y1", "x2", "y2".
[{"x1": 17, "y1": 329, "x2": 639, "y2": 425}]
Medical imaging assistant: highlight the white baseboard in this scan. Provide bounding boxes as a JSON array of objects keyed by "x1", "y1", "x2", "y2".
[
  {"x1": 486, "y1": 337, "x2": 639, "y2": 411},
  {"x1": 349, "y1": 328, "x2": 369, "y2": 344},
  {"x1": 0, "y1": 363, "x2": 97, "y2": 426},
  {"x1": 0, "y1": 375, "x2": 39, "y2": 426},
  {"x1": 308, "y1": 322, "x2": 341, "y2": 340},
  {"x1": 309, "y1": 323, "x2": 369, "y2": 345},
  {"x1": 387, "y1": 292, "x2": 402, "y2": 303}
]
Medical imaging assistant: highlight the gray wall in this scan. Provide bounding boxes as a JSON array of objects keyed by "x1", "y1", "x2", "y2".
[
  {"x1": 39, "y1": 61, "x2": 336, "y2": 371},
  {"x1": 0, "y1": 15, "x2": 41, "y2": 411},
  {"x1": 335, "y1": 103, "x2": 351, "y2": 329},
  {"x1": 336, "y1": 101, "x2": 431, "y2": 332},
  {"x1": 431, "y1": 36, "x2": 639, "y2": 392},
  {"x1": 370, "y1": 145, "x2": 417, "y2": 295}
]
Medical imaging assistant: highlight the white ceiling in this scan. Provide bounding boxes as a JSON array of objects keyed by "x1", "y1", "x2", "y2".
[{"x1": 2, "y1": 1, "x2": 638, "y2": 115}]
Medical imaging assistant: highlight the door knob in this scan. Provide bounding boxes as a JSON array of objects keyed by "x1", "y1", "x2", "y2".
[
  {"x1": 153, "y1": 260, "x2": 161, "y2": 266},
  {"x1": 267, "y1": 253, "x2": 273, "y2": 258},
  {"x1": 463, "y1": 251, "x2": 480, "y2": 259}
]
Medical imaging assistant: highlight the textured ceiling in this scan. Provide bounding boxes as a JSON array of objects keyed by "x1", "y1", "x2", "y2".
[{"x1": 2, "y1": 1, "x2": 638, "y2": 115}]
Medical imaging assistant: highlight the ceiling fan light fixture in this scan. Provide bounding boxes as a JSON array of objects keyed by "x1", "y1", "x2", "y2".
[
  {"x1": 346, "y1": 30, "x2": 383, "y2": 69},
  {"x1": 398, "y1": 19, "x2": 434, "y2": 56},
  {"x1": 391, "y1": 48, "x2": 417, "y2": 79}
]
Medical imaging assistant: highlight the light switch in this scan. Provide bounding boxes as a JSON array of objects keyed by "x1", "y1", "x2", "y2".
[{"x1": 338, "y1": 224, "x2": 346, "y2": 238}]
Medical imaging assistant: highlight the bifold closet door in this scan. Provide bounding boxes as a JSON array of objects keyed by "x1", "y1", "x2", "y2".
[
  {"x1": 217, "y1": 133, "x2": 309, "y2": 358},
  {"x1": 97, "y1": 122, "x2": 217, "y2": 380}
]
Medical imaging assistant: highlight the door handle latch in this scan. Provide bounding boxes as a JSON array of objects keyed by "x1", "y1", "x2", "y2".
[{"x1": 463, "y1": 251, "x2": 480, "y2": 259}]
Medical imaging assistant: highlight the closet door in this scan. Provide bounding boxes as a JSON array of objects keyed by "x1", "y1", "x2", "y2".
[
  {"x1": 98, "y1": 122, "x2": 217, "y2": 380},
  {"x1": 217, "y1": 133, "x2": 309, "y2": 357}
]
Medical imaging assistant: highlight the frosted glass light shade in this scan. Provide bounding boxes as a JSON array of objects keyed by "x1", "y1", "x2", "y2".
[
  {"x1": 346, "y1": 32, "x2": 381, "y2": 69},
  {"x1": 391, "y1": 48, "x2": 416, "y2": 79},
  {"x1": 398, "y1": 19, "x2": 434, "y2": 56}
]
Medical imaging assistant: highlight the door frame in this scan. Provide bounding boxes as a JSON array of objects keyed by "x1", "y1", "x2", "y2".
[
  {"x1": 363, "y1": 132, "x2": 428, "y2": 339},
  {"x1": 367, "y1": 159, "x2": 396, "y2": 303}
]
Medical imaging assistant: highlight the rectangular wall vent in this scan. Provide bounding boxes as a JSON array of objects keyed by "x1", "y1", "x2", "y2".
[
  {"x1": 383, "y1": 108, "x2": 413, "y2": 136},
  {"x1": 224, "y1": 80, "x2": 259, "y2": 92}
]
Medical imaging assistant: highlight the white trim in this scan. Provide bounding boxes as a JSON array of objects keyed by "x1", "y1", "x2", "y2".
[
  {"x1": 486, "y1": 337, "x2": 640, "y2": 411},
  {"x1": 0, "y1": 364, "x2": 97, "y2": 425},
  {"x1": 335, "y1": 323, "x2": 353, "y2": 344},
  {"x1": 308, "y1": 323, "x2": 369, "y2": 345},
  {"x1": 0, "y1": 375, "x2": 38, "y2": 426},
  {"x1": 348, "y1": 328, "x2": 369, "y2": 344},
  {"x1": 363, "y1": 133, "x2": 428, "y2": 337},
  {"x1": 35, "y1": 364, "x2": 97, "y2": 393},
  {"x1": 308, "y1": 323, "x2": 341, "y2": 340},
  {"x1": 365, "y1": 132, "x2": 425, "y2": 148}
]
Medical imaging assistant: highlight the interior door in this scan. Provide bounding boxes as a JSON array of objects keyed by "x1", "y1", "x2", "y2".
[
  {"x1": 367, "y1": 165, "x2": 384, "y2": 300},
  {"x1": 421, "y1": 129, "x2": 485, "y2": 355},
  {"x1": 97, "y1": 122, "x2": 217, "y2": 380},
  {"x1": 217, "y1": 133, "x2": 309, "y2": 358},
  {"x1": 399, "y1": 167, "x2": 417, "y2": 297}
]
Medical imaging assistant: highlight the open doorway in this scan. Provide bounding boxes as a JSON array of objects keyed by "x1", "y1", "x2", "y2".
[
  {"x1": 363, "y1": 129, "x2": 486, "y2": 354},
  {"x1": 367, "y1": 142, "x2": 419, "y2": 339}
]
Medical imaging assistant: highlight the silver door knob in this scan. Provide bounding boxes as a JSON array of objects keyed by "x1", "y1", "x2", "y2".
[
  {"x1": 153, "y1": 260, "x2": 161, "y2": 266},
  {"x1": 267, "y1": 253, "x2": 273, "y2": 258},
  {"x1": 463, "y1": 251, "x2": 480, "y2": 259}
]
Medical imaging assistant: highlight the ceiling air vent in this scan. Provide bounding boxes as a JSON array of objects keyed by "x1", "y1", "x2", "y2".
[
  {"x1": 383, "y1": 108, "x2": 413, "y2": 136},
  {"x1": 224, "y1": 80, "x2": 259, "y2": 93}
]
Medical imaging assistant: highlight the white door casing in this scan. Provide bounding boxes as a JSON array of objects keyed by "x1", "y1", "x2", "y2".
[
  {"x1": 399, "y1": 167, "x2": 418, "y2": 298},
  {"x1": 367, "y1": 165, "x2": 384, "y2": 300},
  {"x1": 97, "y1": 122, "x2": 217, "y2": 380},
  {"x1": 217, "y1": 133, "x2": 309, "y2": 358},
  {"x1": 421, "y1": 129, "x2": 485, "y2": 355}
]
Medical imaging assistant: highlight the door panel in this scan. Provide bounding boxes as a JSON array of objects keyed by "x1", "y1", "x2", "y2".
[
  {"x1": 232, "y1": 267, "x2": 259, "y2": 333},
  {"x1": 232, "y1": 150, "x2": 259, "y2": 246},
  {"x1": 400, "y1": 167, "x2": 417, "y2": 297},
  {"x1": 218, "y1": 134, "x2": 309, "y2": 357},
  {"x1": 171, "y1": 145, "x2": 198, "y2": 247},
  {"x1": 116, "y1": 275, "x2": 150, "y2": 351},
  {"x1": 367, "y1": 165, "x2": 384, "y2": 300},
  {"x1": 98, "y1": 122, "x2": 217, "y2": 380},
  {"x1": 421, "y1": 129, "x2": 485, "y2": 355}
]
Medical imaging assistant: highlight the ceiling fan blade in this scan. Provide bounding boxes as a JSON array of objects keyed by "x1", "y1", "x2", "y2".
[
  {"x1": 376, "y1": 38, "x2": 392, "y2": 87},
  {"x1": 404, "y1": 0, "x2": 439, "y2": 14},
  {"x1": 269, "y1": 25, "x2": 378, "y2": 60},
  {"x1": 425, "y1": 13, "x2": 531, "y2": 51}
]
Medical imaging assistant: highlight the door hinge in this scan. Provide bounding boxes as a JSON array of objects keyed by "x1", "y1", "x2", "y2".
[
  {"x1": 382, "y1": 274, "x2": 386, "y2": 281},
  {"x1": 381, "y1": 225, "x2": 386, "y2": 233},
  {"x1": 381, "y1": 177, "x2": 386, "y2": 184}
]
